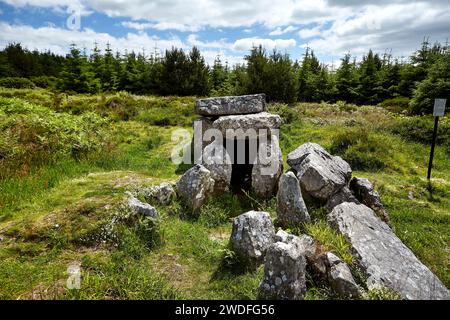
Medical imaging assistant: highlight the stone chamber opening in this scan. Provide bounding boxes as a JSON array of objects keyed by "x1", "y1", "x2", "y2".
[{"x1": 224, "y1": 137, "x2": 256, "y2": 194}]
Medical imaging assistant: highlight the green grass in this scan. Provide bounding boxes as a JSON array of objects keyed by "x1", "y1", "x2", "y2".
[{"x1": 0, "y1": 89, "x2": 448, "y2": 299}]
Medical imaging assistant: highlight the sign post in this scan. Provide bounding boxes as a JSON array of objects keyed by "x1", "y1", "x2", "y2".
[{"x1": 427, "y1": 98, "x2": 446, "y2": 180}]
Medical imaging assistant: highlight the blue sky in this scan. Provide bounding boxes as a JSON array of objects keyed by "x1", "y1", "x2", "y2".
[{"x1": 0, "y1": 0, "x2": 449, "y2": 67}]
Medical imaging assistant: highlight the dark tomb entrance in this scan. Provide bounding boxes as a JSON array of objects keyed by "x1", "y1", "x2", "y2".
[{"x1": 224, "y1": 137, "x2": 255, "y2": 193}]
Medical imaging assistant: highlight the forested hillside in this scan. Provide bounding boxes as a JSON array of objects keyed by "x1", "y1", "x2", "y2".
[{"x1": 0, "y1": 40, "x2": 448, "y2": 114}]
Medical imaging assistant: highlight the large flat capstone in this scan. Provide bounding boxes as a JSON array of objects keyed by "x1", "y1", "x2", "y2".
[
  {"x1": 196, "y1": 112, "x2": 281, "y2": 140},
  {"x1": 328, "y1": 202, "x2": 450, "y2": 300},
  {"x1": 195, "y1": 94, "x2": 266, "y2": 116}
]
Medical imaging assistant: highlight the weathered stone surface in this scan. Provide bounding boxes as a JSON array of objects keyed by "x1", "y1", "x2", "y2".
[
  {"x1": 231, "y1": 211, "x2": 275, "y2": 267},
  {"x1": 328, "y1": 202, "x2": 450, "y2": 300},
  {"x1": 350, "y1": 177, "x2": 390, "y2": 223},
  {"x1": 176, "y1": 164, "x2": 214, "y2": 210},
  {"x1": 287, "y1": 142, "x2": 352, "y2": 201},
  {"x1": 195, "y1": 94, "x2": 266, "y2": 116},
  {"x1": 277, "y1": 172, "x2": 310, "y2": 227},
  {"x1": 324, "y1": 252, "x2": 361, "y2": 298},
  {"x1": 259, "y1": 241, "x2": 307, "y2": 300},
  {"x1": 143, "y1": 182, "x2": 176, "y2": 205},
  {"x1": 275, "y1": 230, "x2": 316, "y2": 261},
  {"x1": 202, "y1": 142, "x2": 232, "y2": 192},
  {"x1": 252, "y1": 138, "x2": 283, "y2": 198},
  {"x1": 325, "y1": 186, "x2": 359, "y2": 212},
  {"x1": 126, "y1": 192, "x2": 158, "y2": 218},
  {"x1": 213, "y1": 112, "x2": 281, "y2": 138}
]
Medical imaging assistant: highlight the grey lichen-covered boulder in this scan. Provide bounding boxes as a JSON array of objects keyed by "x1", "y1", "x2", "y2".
[
  {"x1": 252, "y1": 138, "x2": 283, "y2": 198},
  {"x1": 349, "y1": 177, "x2": 390, "y2": 223},
  {"x1": 230, "y1": 211, "x2": 275, "y2": 267},
  {"x1": 287, "y1": 143, "x2": 352, "y2": 201},
  {"x1": 324, "y1": 252, "x2": 361, "y2": 298},
  {"x1": 143, "y1": 182, "x2": 176, "y2": 205},
  {"x1": 195, "y1": 94, "x2": 266, "y2": 116},
  {"x1": 126, "y1": 192, "x2": 158, "y2": 218},
  {"x1": 325, "y1": 187, "x2": 359, "y2": 212},
  {"x1": 275, "y1": 230, "x2": 316, "y2": 261},
  {"x1": 259, "y1": 241, "x2": 307, "y2": 300},
  {"x1": 328, "y1": 202, "x2": 450, "y2": 300},
  {"x1": 276, "y1": 172, "x2": 310, "y2": 227},
  {"x1": 202, "y1": 142, "x2": 232, "y2": 192},
  {"x1": 176, "y1": 164, "x2": 214, "y2": 211}
]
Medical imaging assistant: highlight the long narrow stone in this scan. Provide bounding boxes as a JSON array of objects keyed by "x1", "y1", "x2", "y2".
[
  {"x1": 195, "y1": 94, "x2": 266, "y2": 116},
  {"x1": 328, "y1": 202, "x2": 450, "y2": 300}
]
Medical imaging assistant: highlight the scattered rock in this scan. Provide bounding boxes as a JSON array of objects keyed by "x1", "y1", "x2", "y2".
[
  {"x1": 251, "y1": 138, "x2": 283, "y2": 198},
  {"x1": 325, "y1": 187, "x2": 359, "y2": 212},
  {"x1": 196, "y1": 94, "x2": 266, "y2": 116},
  {"x1": 230, "y1": 211, "x2": 275, "y2": 267},
  {"x1": 275, "y1": 230, "x2": 316, "y2": 261},
  {"x1": 328, "y1": 202, "x2": 450, "y2": 300},
  {"x1": 259, "y1": 241, "x2": 307, "y2": 300},
  {"x1": 324, "y1": 252, "x2": 361, "y2": 298},
  {"x1": 276, "y1": 172, "x2": 310, "y2": 227},
  {"x1": 349, "y1": 177, "x2": 390, "y2": 223},
  {"x1": 176, "y1": 164, "x2": 215, "y2": 211},
  {"x1": 126, "y1": 192, "x2": 158, "y2": 218},
  {"x1": 202, "y1": 141, "x2": 232, "y2": 192},
  {"x1": 143, "y1": 182, "x2": 176, "y2": 205},
  {"x1": 287, "y1": 143, "x2": 352, "y2": 201}
]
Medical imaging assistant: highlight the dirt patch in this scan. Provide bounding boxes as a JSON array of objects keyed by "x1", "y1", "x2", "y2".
[
  {"x1": 208, "y1": 229, "x2": 230, "y2": 243},
  {"x1": 20, "y1": 279, "x2": 67, "y2": 300},
  {"x1": 154, "y1": 253, "x2": 188, "y2": 287}
]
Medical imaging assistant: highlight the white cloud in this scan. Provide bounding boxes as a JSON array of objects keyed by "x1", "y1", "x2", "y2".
[
  {"x1": 269, "y1": 25, "x2": 297, "y2": 36},
  {"x1": 1, "y1": 0, "x2": 449, "y2": 61},
  {"x1": 298, "y1": 25, "x2": 322, "y2": 39},
  {"x1": 232, "y1": 37, "x2": 297, "y2": 52},
  {"x1": 303, "y1": 2, "x2": 450, "y2": 58},
  {"x1": 121, "y1": 21, "x2": 199, "y2": 32},
  {"x1": 0, "y1": 22, "x2": 185, "y2": 56}
]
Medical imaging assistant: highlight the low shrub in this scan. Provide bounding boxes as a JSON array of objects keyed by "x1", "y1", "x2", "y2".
[
  {"x1": 0, "y1": 97, "x2": 109, "y2": 178},
  {"x1": 0, "y1": 77, "x2": 36, "y2": 89},
  {"x1": 389, "y1": 116, "x2": 450, "y2": 149},
  {"x1": 330, "y1": 127, "x2": 392, "y2": 171},
  {"x1": 30, "y1": 76, "x2": 58, "y2": 89},
  {"x1": 378, "y1": 96, "x2": 410, "y2": 112},
  {"x1": 268, "y1": 103, "x2": 299, "y2": 124}
]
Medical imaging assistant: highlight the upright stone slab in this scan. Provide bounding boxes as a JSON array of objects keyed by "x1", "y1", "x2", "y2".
[
  {"x1": 252, "y1": 137, "x2": 283, "y2": 198},
  {"x1": 328, "y1": 202, "x2": 450, "y2": 300},
  {"x1": 230, "y1": 211, "x2": 275, "y2": 268},
  {"x1": 176, "y1": 164, "x2": 214, "y2": 210},
  {"x1": 259, "y1": 242, "x2": 307, "y2": 300},
  {"x1": 324, "y1": 252, "x2": 361, "y2": 298},
  {"x1": 196, "y1": 94, "x2": 266, "y2": 116},
  {"x1": 202, "y1": 141, "x2": 232, "y2": 192},
  {"x1": 276, "y1": 172, "x2": 310, "y2": 227},
  {"x1": 287, "y1": 142, "x2": 352, "y2": 201}
]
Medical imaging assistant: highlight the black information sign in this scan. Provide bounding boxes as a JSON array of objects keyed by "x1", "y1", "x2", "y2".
[{"x1": 427, "y1": 98, "x2": 447, "y2": 180}]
